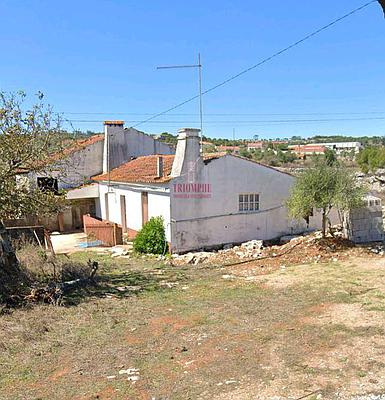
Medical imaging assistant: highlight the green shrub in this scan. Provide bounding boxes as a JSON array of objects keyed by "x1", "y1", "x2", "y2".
[{"x1": 133, "y1": 216, "x2": 167, "y2": 255}]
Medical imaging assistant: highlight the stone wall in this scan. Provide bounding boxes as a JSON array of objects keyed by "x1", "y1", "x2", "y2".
[{"x1": 344, "y1": 200, "x2": 384, "y2": 243}]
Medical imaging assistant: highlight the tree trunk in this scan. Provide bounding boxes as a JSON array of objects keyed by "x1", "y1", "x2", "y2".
[
  {"x1": 322, "y1": 209, "x2": 327, "y2": 238},
  {"x1": 0, "y1": 220, "x2": 18, "y2": 271}
]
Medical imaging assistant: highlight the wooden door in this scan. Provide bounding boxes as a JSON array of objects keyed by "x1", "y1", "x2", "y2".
[
  {"x1": 141, "y1": 192, "x2": 148, "y2": 226},
  {"x1": 104, "y1": 193, "x2": 109, "y2": 220},
  {"x1": 120, "y1": 195, "x2": 127, "y2": 232}
]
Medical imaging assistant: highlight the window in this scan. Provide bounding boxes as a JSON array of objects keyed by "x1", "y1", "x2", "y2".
[
  {"x1": 239, "y1": 193, "x2": 260, "y2": 212},
  {"x1": 37, "y1": 177, "x2": 58, "y2": 194}
]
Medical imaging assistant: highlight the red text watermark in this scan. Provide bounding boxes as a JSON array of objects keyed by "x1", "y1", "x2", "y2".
[{"x1": 172, "y1": 183, "x2": 212, "y2": 199}]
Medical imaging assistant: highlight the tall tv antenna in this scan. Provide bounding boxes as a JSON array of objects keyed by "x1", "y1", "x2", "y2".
[{"x1": 157, "y1": 53, "x2": 203, "y2": 152}]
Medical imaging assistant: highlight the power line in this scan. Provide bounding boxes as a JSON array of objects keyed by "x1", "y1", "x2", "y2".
[
  {"x1": 129, "y1": 0, "x2": 377, "y2": 129},
  {"x1": 67, "y1": 116, "x2": 385, "y2": 124},
  {"x1": 61, "y1": 111, "x2": 385, "y2": 116}
]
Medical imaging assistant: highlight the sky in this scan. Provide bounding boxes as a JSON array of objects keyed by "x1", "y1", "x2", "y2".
[{"x1": 0, "y1": 0, "x2": 384, "y2": 140}]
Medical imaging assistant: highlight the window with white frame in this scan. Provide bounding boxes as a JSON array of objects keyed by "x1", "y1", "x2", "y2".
[{"x1": 239, "y1": 193, "x2": 260, "y2": 212}]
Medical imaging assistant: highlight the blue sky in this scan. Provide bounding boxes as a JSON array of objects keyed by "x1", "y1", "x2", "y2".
[{"x1": 0, "y1": 0, "x2": 384, "y2": 139}]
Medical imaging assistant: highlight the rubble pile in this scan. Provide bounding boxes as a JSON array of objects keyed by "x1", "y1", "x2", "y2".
[
  {"x1": 355, "y1": 169, "x2": 385, "y2": 194},
  {"x1": 172, "y1": 240, "x2": 264, "y2": 266},
  {"x1": 172, "y1": 231, "x2": 380, "y2": 269},
  {"x1": 108, "y1": 245, "x2": 133, "y2": 258},
  {"x1": 369, "y1": 244, "x2": 385, "y2": 255}
]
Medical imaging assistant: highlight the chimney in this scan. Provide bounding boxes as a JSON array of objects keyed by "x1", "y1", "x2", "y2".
[
  {"x1": 156, "y1": 156, "x2": 163, "y2": 178},
  {"x1": 171, "y1": 128, "x2": 201, "y2": 178},
  {"x1": 103, "y1": 120, "x2": 124, "y2": 174}
]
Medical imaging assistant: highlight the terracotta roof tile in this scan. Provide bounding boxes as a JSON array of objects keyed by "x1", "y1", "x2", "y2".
[
  {"x1": 92, "y1": 153, "x2": 226, "y2": 184},
  {"x1": 62, "y1": 134, "x2": 104, "y2": 156},
  {"x1": 47, "y1": 134, "x2": 104, "y2": 164},
  {"x1": 93, "y1": 154, "x2": 175, "y2": 184},
  {"x1": 92, "y1": 152, "x2": 293, "y2": 184}
]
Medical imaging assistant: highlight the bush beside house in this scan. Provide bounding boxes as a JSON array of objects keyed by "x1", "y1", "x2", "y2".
[{"x1": 133, "y1": 217, "x2": 168, "y2": 255}]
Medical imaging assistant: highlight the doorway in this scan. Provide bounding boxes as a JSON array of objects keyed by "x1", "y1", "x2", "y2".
[
  {"x1": 141, "y1": 192, "x2": 148, "y2": 226},
  {"x1": 104, "y1": 193, "x2": 109, "y2": 220},
  {"x1": 120, "y1": 195, "x2": 127, "y2": 232}
]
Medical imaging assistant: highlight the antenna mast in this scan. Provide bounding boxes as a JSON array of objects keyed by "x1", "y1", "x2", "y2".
[{"x1": 157, "y1": 53, "x2": 203, "y2": 152}]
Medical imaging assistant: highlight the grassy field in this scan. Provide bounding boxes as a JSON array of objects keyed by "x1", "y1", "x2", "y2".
[{"x1": 1, "y1": 251, "x2": 385, "y2": 400}]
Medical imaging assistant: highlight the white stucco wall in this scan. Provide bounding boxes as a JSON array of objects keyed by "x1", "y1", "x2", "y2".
[
  {"x1": 98, "y1": 182, "x2": 171, "y2": 240},
  {"x1": 170, "y1": 155, "x2": 320, "y2": 253}
]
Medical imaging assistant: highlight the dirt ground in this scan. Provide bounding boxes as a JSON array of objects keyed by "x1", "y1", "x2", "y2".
[{"x1": 1, "y1": 244, "x2": 385, "y2": 400}]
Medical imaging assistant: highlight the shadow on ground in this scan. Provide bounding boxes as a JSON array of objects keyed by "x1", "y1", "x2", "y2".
[{"x1": 64, "y1": 262, "x2": 189, "y2": 306}]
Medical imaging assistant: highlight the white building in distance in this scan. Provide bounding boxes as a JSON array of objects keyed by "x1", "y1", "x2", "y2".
[{"x1": 319, "y1": 142, "x2": 362, "y2": 154}]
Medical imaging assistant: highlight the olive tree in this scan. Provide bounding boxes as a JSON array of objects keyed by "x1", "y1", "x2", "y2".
[
  {"x1": 0, "y1": 91, "x2": 68, "y2": 274},
  {"x1": 287, "y1": 161, "x2": 366, "y2": 238}
]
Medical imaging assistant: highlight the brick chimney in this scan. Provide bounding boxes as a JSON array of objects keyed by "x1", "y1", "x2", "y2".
[
  {"x1": 103, "y1": 120, "x2": 124, "y2": 174},
  {"x1": 171, "y1": 128, "x2": 201, "y2": 178}
]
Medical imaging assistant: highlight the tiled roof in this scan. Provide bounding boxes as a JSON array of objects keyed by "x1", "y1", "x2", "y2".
[
  {"x1": 92, "y1": 153, "x2": 226, "y2": 184},
  {"x1": 17, "y1": 135, "x2": 105, "y2": 172},
  {"x1": 217, "y1": 145, "x2": 240, "y2": 151},
  {"x1": 62, "y1": 134, "x2": 104, "y2": 156},
  {"x1": 291, "y1": 145, "x2": 326, "y2": 153},
  {"x1": 48, "y1": 134, "x2": 104, "y2": 164},
  {"x1": 92, "y1": 151, "x2": 294, "y2": 184},
  {"x1": 247, "y1": 142, "x2": 263, "y2": 148}
]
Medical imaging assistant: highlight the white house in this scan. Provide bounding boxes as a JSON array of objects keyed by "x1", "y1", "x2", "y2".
[
  {"x1": 15, "y1": 121, "x2": 174, "y2": 232},
  {"x1": 320, "y1": 142, "x2": 362, "y2": 154},
  {"x1": 94, "y1": 128, "x2": 325, "y2": 253}
]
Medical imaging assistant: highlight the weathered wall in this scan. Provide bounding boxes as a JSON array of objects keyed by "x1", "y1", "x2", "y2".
[
  {"x1": 27, "y1": 139, "x2": 104, "y2": 191},
  {"x1": 104, "y1": 127, "x2": 174, "y2": 172},
  {"x1": 98, "y1": 183, "x2": 171, "y2": 241},
  {"x1": 343, "y1": 202, "x2": 384, "y2": 243},
  {"x1": 170, "y1": 155, "x2": 321, "y2": 253},
  {"x1": 28, "y1": 127, "x2": 174, "y2": 191}
]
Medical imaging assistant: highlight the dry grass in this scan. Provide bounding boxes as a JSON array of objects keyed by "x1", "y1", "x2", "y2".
[{"x1": 1, "y1": 251, "x2": 385, "y2": 399}]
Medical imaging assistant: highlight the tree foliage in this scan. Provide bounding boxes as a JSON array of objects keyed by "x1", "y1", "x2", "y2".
[
  {"x1": 133, "y1": 216, "x2": 168, "y2": 255},
  {"x1": 356, "y1": 146, "x2": 385, "y2": 174},
  {"x1": 287, "y1": 161, "x2": 366, "y2": 237},
  {"x1": 249, "y1": 148, "x2": 297, "y2": 167},
  {"x1": 0, "y1": 91, "x2": 67, "y2": 220},
  {"x1": 324, "y1": 148, "x2": 337, "y2": 166}
]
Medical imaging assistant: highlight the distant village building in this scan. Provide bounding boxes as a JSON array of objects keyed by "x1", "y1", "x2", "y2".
[
  {"x1": 321, "y1": 142, "x2": 362, "y2": 154},
  {"x1": 289, "y1": 144, "x2": 326, "y2": 159},
  {"x1": 93, "y1": 128, "x2": 328, "y2": 253},
  {"x1": 247, "y1": 142, "x2": 264, "y2": 151},
  {"x1": 289, "y1": 141, "x2": 362, "y2": 159},
  {"x1": 216, "y1": 145, "x2": 241, "y2": 154}
]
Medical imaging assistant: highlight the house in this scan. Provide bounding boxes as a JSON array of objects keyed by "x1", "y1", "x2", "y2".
[
  {"x1": 93, "y1": 128, "x2": 325, "y2": 253},
  {"x1": 289, "y1": 144, "x2": 326, "y2": 159},
  {"x1": 247, "y1": 142, "x2": 264, "y2": 151},
  {"x1": 321, "y1": 142, "x2": 362, "y2": 154},
  {"x1": 216, "y1": 145, "x2": 241, "y2": 154},
  {"x1": 14, "y1": 121, "x2": 174, "y2": 232}
]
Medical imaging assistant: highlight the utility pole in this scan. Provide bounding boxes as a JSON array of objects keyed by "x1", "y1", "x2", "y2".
[{"x1": 157, "y1": 53, "x2": 203, "y2": 152}]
